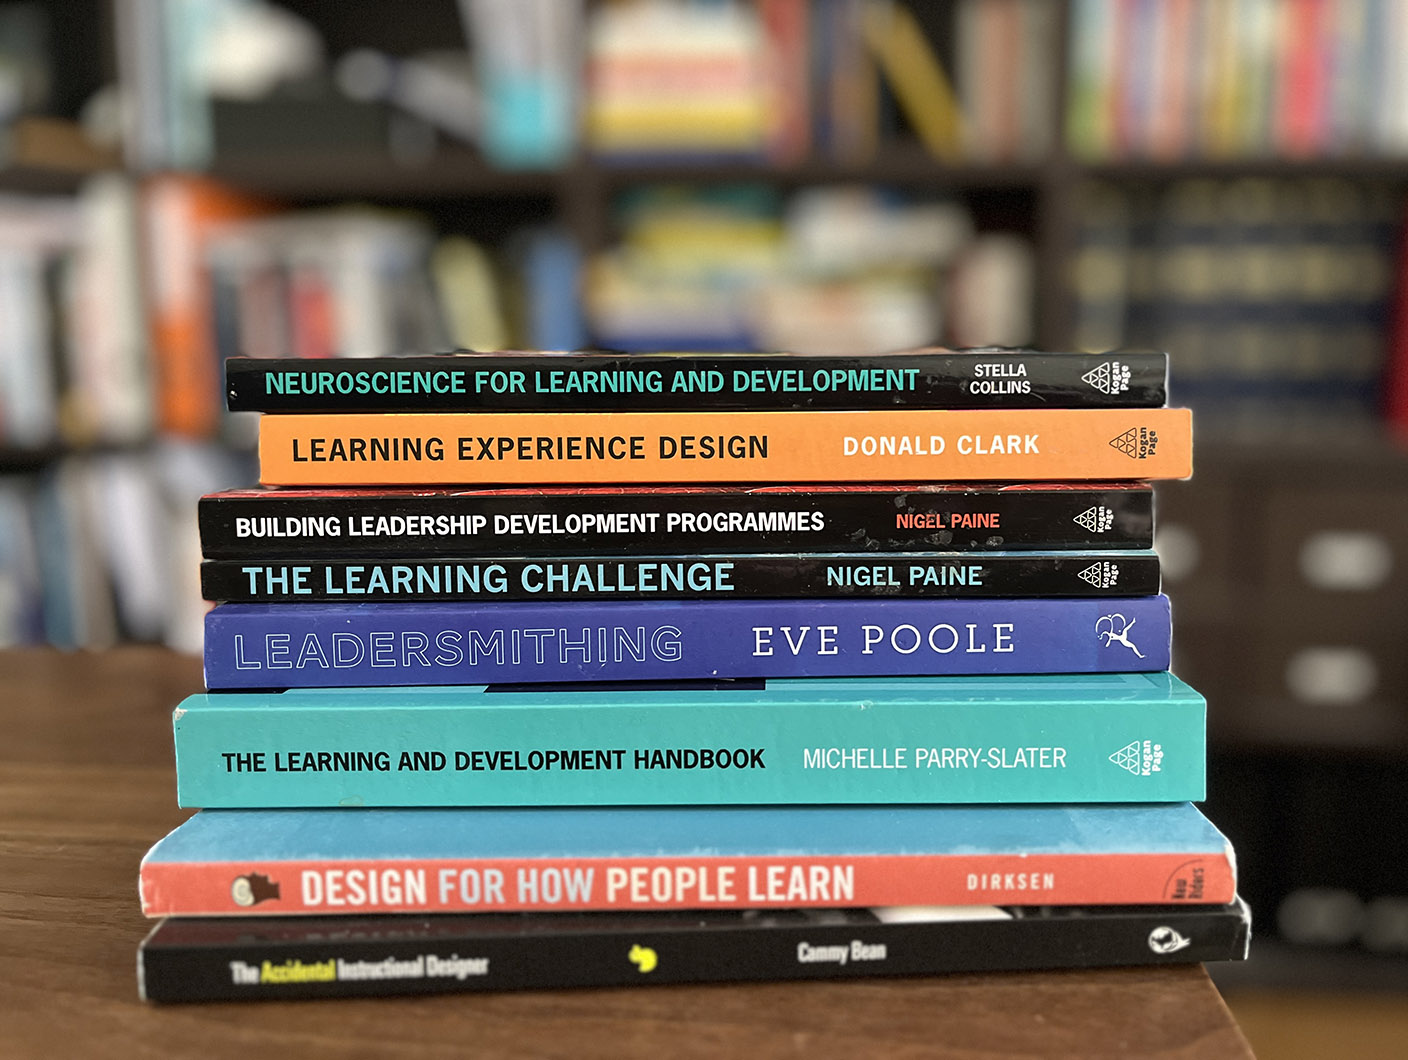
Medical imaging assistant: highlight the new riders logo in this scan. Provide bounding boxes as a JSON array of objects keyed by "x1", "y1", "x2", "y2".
[{"x1": 1147, "y1": 926, "x2": 1192, "y2": 954}]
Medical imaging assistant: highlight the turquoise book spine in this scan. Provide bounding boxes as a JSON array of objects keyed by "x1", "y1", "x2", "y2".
[{"x1": 173, "y1": 674, "x2": 1206, "y2": 808}]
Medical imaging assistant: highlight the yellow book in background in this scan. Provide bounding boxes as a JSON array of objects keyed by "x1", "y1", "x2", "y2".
[
  {"x1": 589, "y1": 101, "x2": 769, "y2": 149},
  {"x1": 861, "y1": 0, "x2": 965, "y2": 162},
  {"x1": 431, "y1": 237, "x2": 509, "y2": 353},
  {"x1": 1203, "y1": 0, "x2": 1241, "y2": 157}
]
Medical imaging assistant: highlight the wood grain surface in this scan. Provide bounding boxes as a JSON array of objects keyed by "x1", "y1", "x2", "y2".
[{"x1": 0, "y1": 647, "x2": 1255, "y2": 1059}]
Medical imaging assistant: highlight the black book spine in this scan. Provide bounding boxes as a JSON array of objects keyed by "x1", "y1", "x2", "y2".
[
  {"x1": 200, "y1": 552, "x2": 1160, "y2": 603},
  {"x1": 198, "y1": 486, "x2": 1154, "y2": 558},
  {"x1": 138, "y1": 902, "x2": 1250, "y2": 1003},
  {"x1": 224, "y1": 352, "x2": 1168, "y2": 412}
]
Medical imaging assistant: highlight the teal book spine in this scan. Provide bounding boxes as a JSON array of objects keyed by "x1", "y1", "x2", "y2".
[{"x1": 172, "y1": 674, "x2": 1206, "y2": 808}]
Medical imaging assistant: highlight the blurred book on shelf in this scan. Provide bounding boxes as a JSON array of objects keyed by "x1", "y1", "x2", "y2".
[
  {"x1": 203, "y1": 209, "x2": 448, "y2": 363},
  {"x1": 143, "y1": 175, "x2": 269, "y2": 438},
  {"x1": 1066, "y1": 0, "x2": 1408, "y2": 161},
  {"x1": 583, "y1": 0, "x2": 1055, "y2": 165},
  {"x1": 135, "y1": 175, "x2": 1036, "y2": 368},
  {"x1": 0, "y1": 440, "x2": 251, "y2": 652},
  {"x1": 956, "y1": 0, "x2": 1058, "y2": 163},
  {"x1": 117, "y1": 0, "x2": 327, "y2": 171},
  {"x1": 585, "y1": 0, "x2": 773, "y2": 160},
  {"x1": 139, "y1": 170, "x2": 598, "y2": 434},
  {"x1": 0, "y1": 176, "x2": 148, "y2": 451},
  {"x1": 0, "y1": 192, "x2": 76, "y2": 450},
  {"x1": 1380, "y1": 197, "x2": 1408, "y2": 439},
  {"x1": 116, "y1": 0, "x2": 577, "y2": 171},
  {"x1": 1070, "y1": 176, "x2": 1400, "y2": 436},
  {"x1": 111, "y1": 0, "x2": 1060, "y2": 172},
  {"x1": 586, "y1": 183, "x2": 1033, "y2": 353},
  {"x1": 586, "y1": 184, "x2": 782, "y2": 349},
  {"x1": 462, "y1": 0, "x2": 580, "y2": 167}
]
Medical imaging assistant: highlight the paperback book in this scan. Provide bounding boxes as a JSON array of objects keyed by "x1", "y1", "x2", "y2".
[
  {"x1": 139, "y1": 898, "x2": 1250, "y2": 1002},
  {"x1": 256, "y1": 408, "x2": 1193, "y2": 486},
  {"x1": 138, "y1": 802, "x2": 1237, "y2": 917},
  {"x1": 223, "y1": 349, "x2": 1169, "y2": 412},
  {"x1": 202, "y1": 595, "x2": 1173, "y2": 688},
  {"x1": 198, "y1": 483, "x2": 1156, "y2": 558},
  {"x1": 171, "y1": 673, "x2": 1205, "y2": 808},
  {"x1": 200, "y1": 550, "x2": 1160, "y2": 603}
]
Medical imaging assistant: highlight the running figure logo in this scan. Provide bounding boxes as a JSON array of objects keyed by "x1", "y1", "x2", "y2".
[{"x1": 1096, "y1": 613, "x2": 1145, "y2": 658}]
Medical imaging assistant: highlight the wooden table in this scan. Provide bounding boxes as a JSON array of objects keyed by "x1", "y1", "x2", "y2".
[{"x1": 0, "y1": 647, "x2": 1254, "y2": 1058}]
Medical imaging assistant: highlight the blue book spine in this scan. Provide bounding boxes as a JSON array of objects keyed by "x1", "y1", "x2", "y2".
[
  {"x1": 203, "y1": 597, "x2": 1172, "y2": 689},
  {"x1": 172, "y1": 675, "x2": 1205, "y2": 808}
]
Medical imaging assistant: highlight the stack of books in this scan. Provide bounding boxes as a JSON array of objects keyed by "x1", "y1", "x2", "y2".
[{"x1": 136, "y1": 348, "x2": 1248, "y2": 1002}]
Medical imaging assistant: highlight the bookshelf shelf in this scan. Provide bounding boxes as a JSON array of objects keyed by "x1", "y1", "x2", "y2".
[
  {"x1": 0, "y1": 445, "x2": 67, "y2": 472},
  {"x1": 0, "y1": 164, "x2": 99, "y2": 195},
  {"x1": 588, "y1": 153, "x2": 1049, "y2": 190},
  {"x1": 0, "y1": 439, "x2": 159, "y2": 472},
  {"x1": 202, "y1": 151, "x2": 1050, "y2": 203},
  {"x1": 206, "y1": 150, "x2": 562, "y2": 202},
  {"x1": 1080, "y1": 157, "x2": 1408, "y2": 183},
  {"x1": 156, "y1": 153, "x2": 1408, "y2": 208}
]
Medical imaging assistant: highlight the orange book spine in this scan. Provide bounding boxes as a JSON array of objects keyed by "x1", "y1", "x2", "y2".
[
  {"x1": 258, "y1": 408, "x2": 1191, "y2": 486},
  {"x1": 144, "y1": 176, "x2": 268, "y2": 437}
]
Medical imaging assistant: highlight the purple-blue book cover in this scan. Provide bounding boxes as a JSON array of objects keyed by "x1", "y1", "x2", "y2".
[{"x1": 203, "y1": 596, "x2": 1171, "y2": 689}]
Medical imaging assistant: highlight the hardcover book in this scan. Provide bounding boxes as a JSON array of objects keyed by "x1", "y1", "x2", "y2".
[
  {"x1": 223, "y1": 349, "x2": 1169, "y2": 412},
  {"x1": 202, "y1": 595, "x2": 1172, "y2": 688},
  {"x1": 138, "y1": 898, "x2": 1250, "y2": 1002},
  {"x1": 171, "y1": 673, "x2": 1205, "y2": 808},
  {"x1": 255, "y1": 408, "x2": 1193, "y2": 486},
  {"x1": 200, "y1": 550, "x2": 1161, "y2": 603},
  {"x1": 138, "y1": 802, "x2": 1237, "y2": 917},
  {"x1": 197, "y1": 482, "x2": 1156, "y2": 558}
]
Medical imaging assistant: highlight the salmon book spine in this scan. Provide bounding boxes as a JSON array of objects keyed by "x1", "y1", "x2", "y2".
[
  {"x1": 255, "y1": 408, "x2": 1193, "y2": 486},
  {"x1": 137, "y1": 802, "x2": 1237, "y2": 917}
]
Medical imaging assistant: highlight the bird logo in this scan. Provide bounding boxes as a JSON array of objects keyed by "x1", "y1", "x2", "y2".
[
  {"x1": 627, "y1": 944, "x2": 658, "y2": 973},
  {"x1": 1147, "y1": 927, "x2": 1192, "y2": 954}
]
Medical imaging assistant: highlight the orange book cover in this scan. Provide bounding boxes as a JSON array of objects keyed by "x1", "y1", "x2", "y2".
[
  {"x1": 258, "y1": 408, "x2": 1192, "y2": 486},
  {"x1": 144, "y1": 175, "x2": 269, "y2": 437}
]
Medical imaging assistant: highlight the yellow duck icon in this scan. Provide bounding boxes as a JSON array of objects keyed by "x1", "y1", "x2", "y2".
[{"x1": 628, "y1": 944, "x2": 658, "y2": 973}]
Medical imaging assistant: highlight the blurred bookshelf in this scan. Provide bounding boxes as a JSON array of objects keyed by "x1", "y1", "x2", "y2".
[
  {"x1": 0, "y1": 163, "x2": 97, "y2": 194},
  {"x1": 2, "y1": 0, "x2": 1408, "y2": 991}
]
